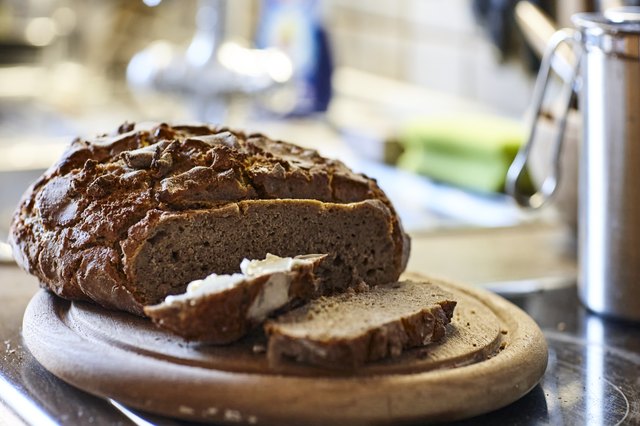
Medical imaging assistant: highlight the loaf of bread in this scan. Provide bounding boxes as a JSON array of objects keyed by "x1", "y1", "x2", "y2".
[
  {"x1": 265, "y1": 280, "x2": 456, "y2": 368},
  {"x1": 144, "y1": 254, "x2": 327, "y2": 344},
  {"x1": 10, "y1": 122, "x2": 410, "y2": 315}
]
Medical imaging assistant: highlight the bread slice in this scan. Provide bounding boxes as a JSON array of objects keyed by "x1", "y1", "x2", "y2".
[
  {"x1": 264, "y1": 280, "x2": 457, "y2": 369},
  {"x1": 144, "y1": 254, "x2": 326, "y2": 344}
]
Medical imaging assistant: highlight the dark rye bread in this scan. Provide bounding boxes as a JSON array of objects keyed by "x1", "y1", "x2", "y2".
[
  {"x1": 9, "y1": 122, "x2": 409, "y2": 315},
  {"x1": 144, "y1": 254, "x2": 327, "y2": 344},
  {"x1": 264, "y1": 280, "x2": 456, "y2": 369}
]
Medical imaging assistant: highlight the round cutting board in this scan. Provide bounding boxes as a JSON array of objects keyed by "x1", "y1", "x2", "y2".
[{"x1": 22, "y1": 275, "x2": 548, "y2": 425}]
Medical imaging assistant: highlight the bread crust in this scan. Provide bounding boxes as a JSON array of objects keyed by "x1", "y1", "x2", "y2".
[{"x1": 10, "y1": 122, "x2": 410, "y2": 315}]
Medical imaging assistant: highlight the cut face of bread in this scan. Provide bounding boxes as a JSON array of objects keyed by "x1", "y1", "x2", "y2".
[
  {"x1": 144, "y1": 254, "x2": 326, "y2": 344},
  {"x1": 123, "y1": 200, "x2": 399, "y2": 312},
  {"x1": 264, "y1": 280, "x2": 457, "y2": 369},
  {"x1": 123, "y1": 199, "x2": 402, "y2": 310}
]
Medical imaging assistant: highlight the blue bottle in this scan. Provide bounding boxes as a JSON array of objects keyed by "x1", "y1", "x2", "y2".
[{"x1": 257, "y1": 0, "x2": 333, "y2": 115}]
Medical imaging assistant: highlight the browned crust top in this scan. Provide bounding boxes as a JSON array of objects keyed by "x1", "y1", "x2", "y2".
[{"x1": 10, "y1": 122, "x2": 408, "y2": 313}]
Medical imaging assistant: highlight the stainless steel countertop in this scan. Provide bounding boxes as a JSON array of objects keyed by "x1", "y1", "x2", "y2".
[{"x1": 1, "y1": 225, "x2": 639, "y2": 425}]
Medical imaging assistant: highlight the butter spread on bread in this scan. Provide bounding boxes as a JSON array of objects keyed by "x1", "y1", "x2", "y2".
[{"x1": 144, "y1": 254, "x2": 327, "y2": 344}]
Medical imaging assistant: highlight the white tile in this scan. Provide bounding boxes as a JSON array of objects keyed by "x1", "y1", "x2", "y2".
[
  {"x1": 470, "y1": 39, "x2": 535, "y2": 116},
  {"x1": 403, "y1": 39, "x2": 468, "y2": 96},
  {"x1": 404, "y1": 0, "x2": 476, "y2": 35},
  {"x1": 329, "y1": 29, "x2": 359, "y2": 68},
  {"x1": 346, "y1": 31, "x2": 402, "y2": 78},
  {"x1": 329, "y1": 0, "x2": 404, "y2": 18}
]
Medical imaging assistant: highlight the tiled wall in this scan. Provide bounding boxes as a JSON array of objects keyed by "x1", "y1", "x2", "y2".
[
  {"x1": 324, "y1": 0, "x2": 535, "y2": 116},
  {"x1": 227, "y1": 0, "x2": 536, "y2": 116}
]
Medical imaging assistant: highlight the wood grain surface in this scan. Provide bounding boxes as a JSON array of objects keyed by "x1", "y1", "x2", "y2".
[{"x1": 22, "y1": 275, "x2": 548, "y2": 425}]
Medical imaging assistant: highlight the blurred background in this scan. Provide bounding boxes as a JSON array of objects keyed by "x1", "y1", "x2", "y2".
[{"x1": 0, "y1": 0, "x2": 627, "y2": 260}]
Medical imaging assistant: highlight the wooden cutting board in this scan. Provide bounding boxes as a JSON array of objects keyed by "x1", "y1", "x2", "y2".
[{"x1": 22, "y1": 275, "x2": 548, "y2": 425}]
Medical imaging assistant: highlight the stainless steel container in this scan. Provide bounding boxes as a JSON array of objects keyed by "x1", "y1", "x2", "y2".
[{"x1": 508, "y1": 7, "x2": 640, "y2": 320}]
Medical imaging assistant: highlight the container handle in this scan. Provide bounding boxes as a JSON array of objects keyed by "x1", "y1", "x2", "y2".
[{"x1": 506, "y1": 28, "x2": 581, "y2": 209}]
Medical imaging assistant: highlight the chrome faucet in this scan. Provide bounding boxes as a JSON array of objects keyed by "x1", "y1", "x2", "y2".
[{"x1": 127, "y1": 0, "x2": 292, "y2": 122}]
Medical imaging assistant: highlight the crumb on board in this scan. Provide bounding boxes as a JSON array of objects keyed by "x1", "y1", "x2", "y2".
[
  {"x1": 178, "y1": 405, "x2": 195, "y2": 415},
  {"x1": 204, "y1": 407, "x2": 219, "y2": 416},
  {"x1": 225, "y1": 409, "x2": 242, "y2": 422}
]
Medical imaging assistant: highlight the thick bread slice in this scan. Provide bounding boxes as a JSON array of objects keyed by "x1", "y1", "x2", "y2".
[
  {"x1": 144, "y1": 254, "x2": 326, "y2": 344},
  {"x1": 264, "y1": 280, "x2": 457, "y2": 369},
  {"x1": 9, "y1": 122, "x2": 409, "y2": 315}
]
